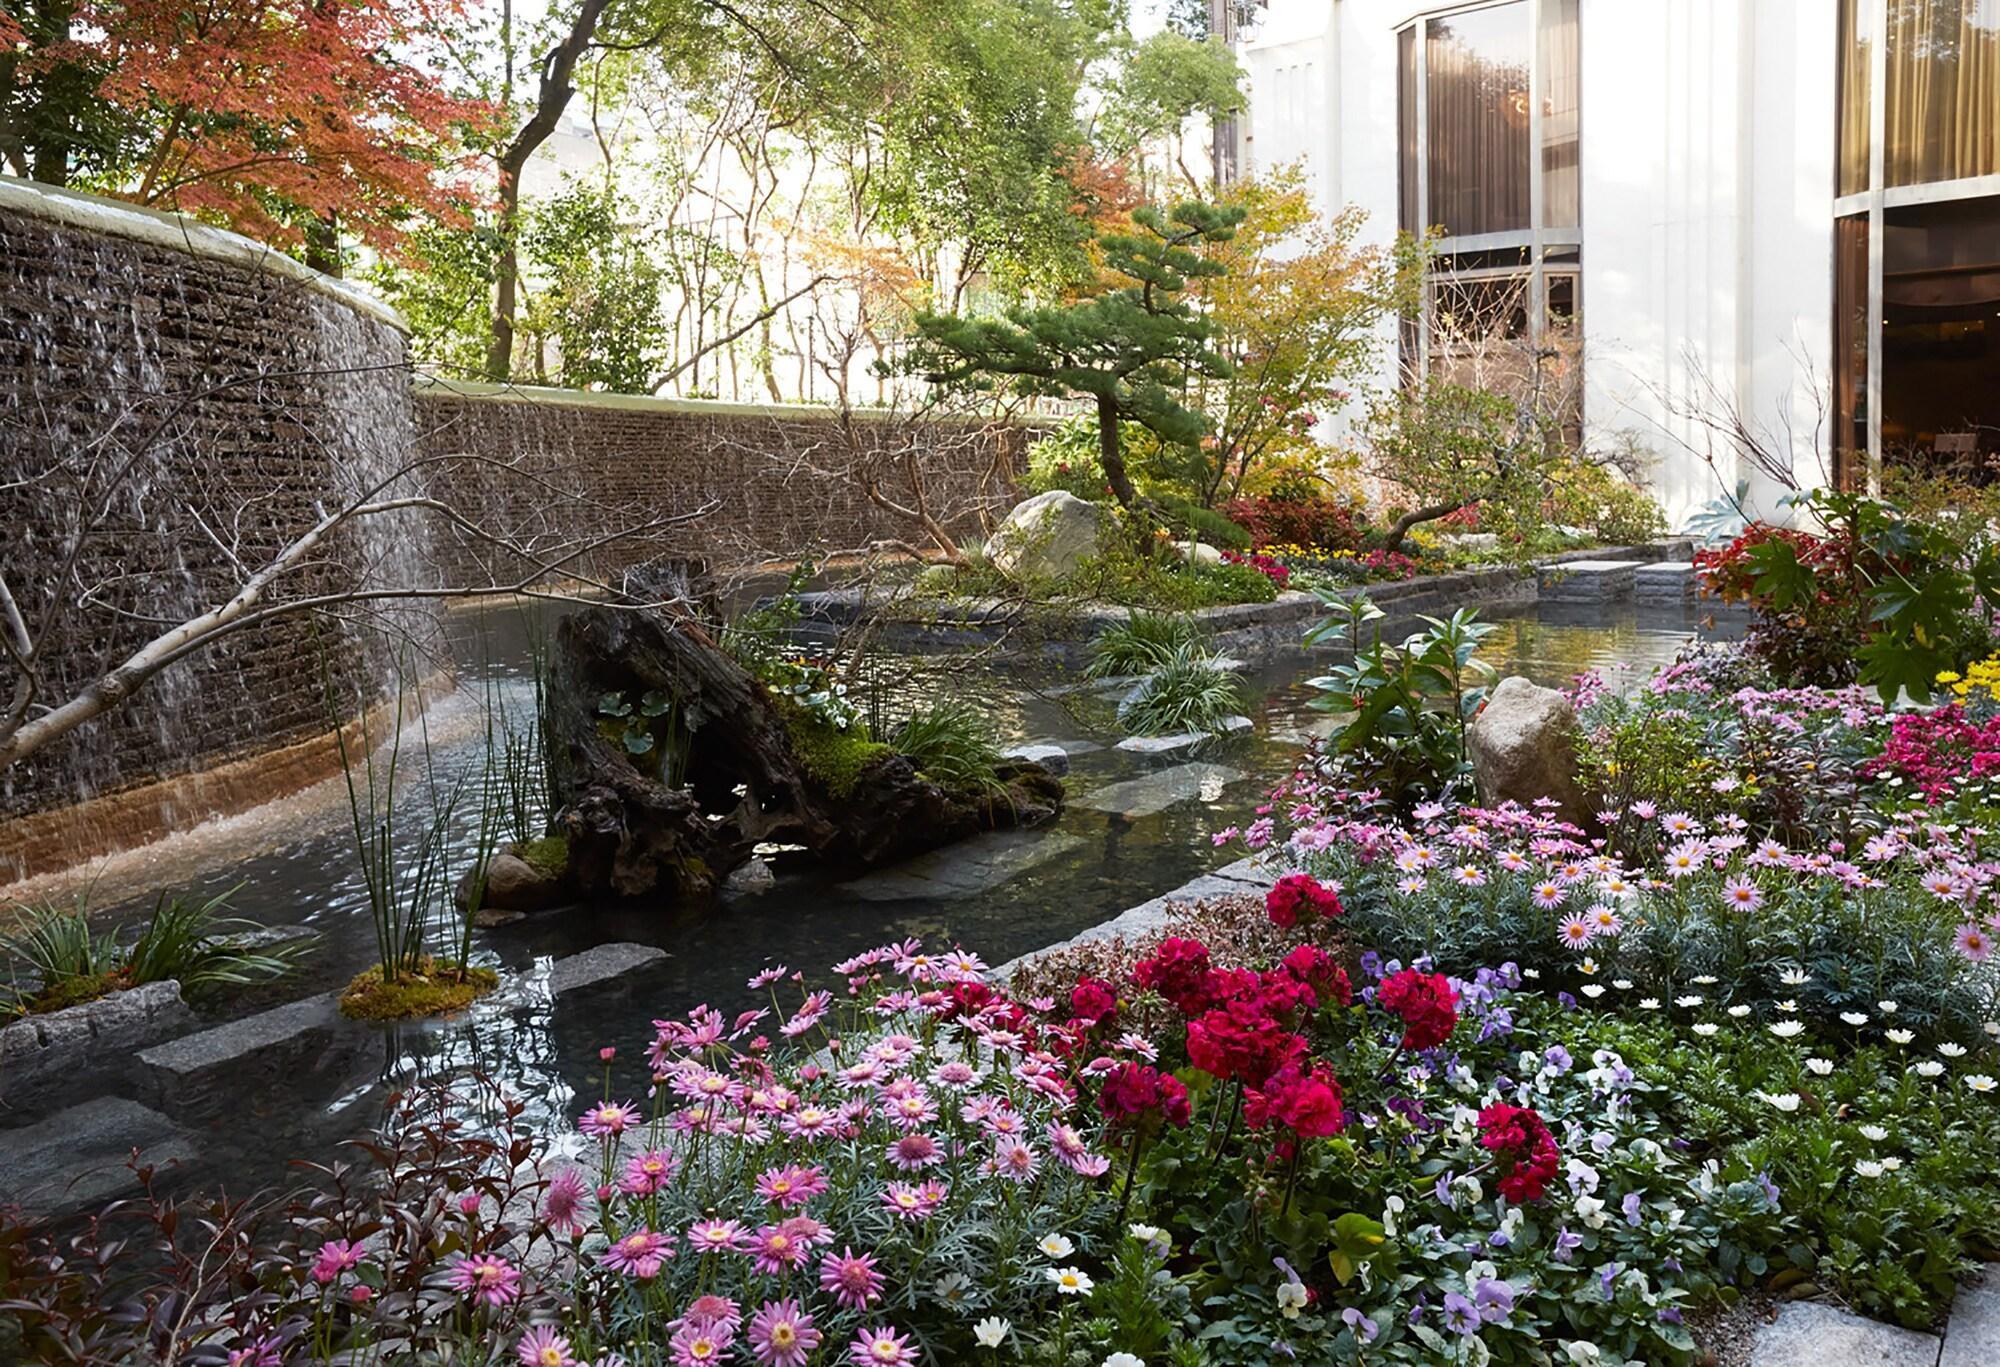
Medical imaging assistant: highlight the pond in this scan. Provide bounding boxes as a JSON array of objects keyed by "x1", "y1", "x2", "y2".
[{"x1": 0, "y1": 597, "x2": 1745, "y2": 1212}]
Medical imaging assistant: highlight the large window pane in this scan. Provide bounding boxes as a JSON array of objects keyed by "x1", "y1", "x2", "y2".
[
  {"x1": 1884, "y1": 0, "x2": 2000, "y2": 187},
  {"x1": 1839, "y1": 0, "x2": 1874, "y2": 196},
  {"x1": 1399, "y1": 25, "x2": 1419, "y2": 234},
  {"x1": 1881, "y1": 196, "x2": 2000, "y2": 469},
  {"x1": 1833, "y1": 214, "x2": 1871, "y2": 486},
  {"x1": 1426, "y1": 2, "x2": 1532, "y2": 237},
  {"x1": 1539, "y1": 0, "x2": 1580, "y2": 228}
]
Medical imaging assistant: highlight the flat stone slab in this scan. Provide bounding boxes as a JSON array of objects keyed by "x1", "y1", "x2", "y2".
[
  {"x1": 1032, "y1": 737, "x2": 1104, "y2": 757},
  {"x1": 0, "y1": 1098, "x2": 197, "y2": 1216},
  {"x1": 138, "y1": 988, "x2": 343, "y2": 1084},
  {"x1": 1941, "y1": 1265, "x2": 2000, "y2": 1367},
  {"x1": 1115, "y1": 715, "x2": 1255, "y2": 757},
  {"x1": 993, "y1": 856, "x2": 1275, "y2": 977},
  {"x1": 843, "y1": 830, "x2": 1086, "y2": 902},
  {"x1": 1634, "y1": 561, "x2": 1699, "y2": 603},
  {"x1": 1074, "y1": 762, "x2": 1247, "y2": 819},
  {"x1": 0, "y1": 979, "x2": 195, "y2": 1098},
  {"x1": 1750, "y1": 1302, "x2": 1940, "y2": 1367},
  {"x1": 549, "y1": 943, "x2": 669, "y2": 995},
  {"x1": 1001, "y1": 743, "x2": 1071, "y2": 776},
  {"x1": 1538, "y1": 559, "x2": 1641, "y2": 602}
]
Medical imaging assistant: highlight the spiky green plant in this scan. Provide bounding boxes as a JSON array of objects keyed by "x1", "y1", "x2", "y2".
[
  {"x1": 892, "y1": 700, "x2": 1005, "y2": 794},
  {"x1": 1086, "y1": 611, "x2": 1213, "y2": 678},
  {"x1": 1118, "y1": 644, "x2": 1243, "y2": 737}
]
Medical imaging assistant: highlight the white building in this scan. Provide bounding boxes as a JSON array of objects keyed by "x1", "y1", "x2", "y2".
[{"x1": 1236, "y1": 0, "x2": 2000, "y2": 529}]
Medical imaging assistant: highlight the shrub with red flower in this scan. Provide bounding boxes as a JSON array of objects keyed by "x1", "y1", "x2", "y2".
[
  {"x1": 1069, "y1": 976, "x2": 1120, "y2": 1027},
  {"x1": 1279, "y1": 944, "x2": 1352, "y2": 1006},
  {"x1": 1477, "y1": 1103, "x2": 1561, "y2": 1202},
  {"x1": 1222, "y1": 493, "x2": 1365, "y2": 552},
  {"x1": 1245, "y1": 1060, "x2": 1346, "y2": 1139},
  {"x1": 1132, "y1": 937, "x2": 1218, "y2": 1015},
  {"x1": 1376, "y1": 968, "x2": 1459, "y2": 1051},
  {"x1": 1265, "y1": 874, "x2": 1342, "y2": 929},
  {"x1": 1221, "y1": 549, "x2": 1292, "y2": 588},
  {"x1": 1865, "y1": 704, "x2": 2000, "y2": 799},
  {"x1": 1186, "y1": 996, "x2": 1308, "y2": 1086},
  {"x1": 1098, "y1": 1062, "x2": 1192, "y2": 1134}
]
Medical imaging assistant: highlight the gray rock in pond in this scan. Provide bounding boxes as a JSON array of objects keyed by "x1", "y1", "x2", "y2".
[
  {"x1": 722, "y1": 856, "x2": 777, "y2": 898},
  {"x1": 548, "y1": 943, "x2": 667, "y2": 996},
  {"x1": 138, "y1": 989, "x2": 345, "y2": 1094},
  {"x1": 1467, "y1": 676, "x2": 1588, "y2": 824},
  {"x1": 0, "y1": 979, "x2": 195, "y2": 1098},
  {"x1": 473, "y1": 851, "x2": 567, "y2": 912},
  {"x1": 1748, "y1": 1301, "x2": 1939, "y2": 1366},
  {"x1": 1074, "y1": 762, "x2": 1247, "y2": 819},
  {"x1": 0, "y1": 1097, "x2": 198, "y2": 1216},
  {"x1": 987, "y1": 491, "x2": 1105, "y2": 581},
  {"x1": 1942, "y1": 1264, "x2": 2000, "y2": 1367},
  {"x1": 1115, "y1": 714, "x2": 1255, "y2": 758},
  {"x1": 1001, "y1": 743, "x2": 1071, "y2": 776}
]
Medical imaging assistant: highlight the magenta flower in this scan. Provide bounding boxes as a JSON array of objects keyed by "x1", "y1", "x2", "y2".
[
  {"x1": 990, "y1": 1138, "x2": 1039, "y2": 1183},
  {"x1": 621, "y1": 1148, "x2": 681, "y2": 1196},
  {"x1": 781, "y1": 1106, "x2": 837, "y2": 1140},
  {"x1": 310, "y1": 1238, "x2": 362, "y2": 1285},
  {"x1": 670, "y1": 1319, "x2": 734, "y2": 1365},
  {"x1": 518, "y1": 1326, "x2": 580, "y2": 1367},
  {"x1": 600, "y1": 1229, "x2": 673, "y2": 1279},
  {"x1": 542, "y1": 1168, "x2": 589, "y2": 1236},
  {"x1": 1721, "y1": 876, "x2": 1763, "y2": 911},
  {"x1": 446, "y1": 1253, "x2": 522, "y2": 1307},
  {"x1": 848, "y1": 1325, "x2": 917, "y2": 1366},
  {"x1": 579, "y1": 1100, "x2": 642, "y2": 1139},
  {"x1": 780, "y1": 991, "x2": 833, "y2": 1038},
  {"x1": 225, "y1": 1337, "x2": 283, "y2": 1367},
  {"x1": 819, "y1": 1246, "x2": 884, "y2": 1309},
  {"x1": 749, "y1": 1298, "x2": 822, "y2": 1367},
  {"x1": 884, "y1": 1090, "x2": 938, "y2": 1131},
  {"x1": 755, "y1": 1163, "x2": 826, "y2": 1207},
  {"x1": 1957, "y1": 922, "x2": 1994, "y2": 962},
  {"x1": 678, "y1": 1295, "x2": 743, "y2": 1335},
  {"x1": 749, "y1": 1222, "x2": 813, "y2": 1276},
  {"x1": 879, "y1": 1181, "x2": 944, "y2": 1220},
  {"x1": 885, "y1": 1133, "x2": 942, "y2": 1172},
  {"x1": 687, "y1": 1218, "x2": 750, "y2": 1255}
]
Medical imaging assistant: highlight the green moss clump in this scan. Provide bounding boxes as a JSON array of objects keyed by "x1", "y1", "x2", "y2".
[
  {"x1": 516, "y1": 836, "x2": 570, "y2": 878},
  {"x1": 25, "y1": 969, "x2": 125, "y2": 1014},
  {"x1": 778, "y1": 702, "x2": 892, "y2": 798},
  {"x1": 339, "y1": 958, "x2": 499, "y2": 1021}
]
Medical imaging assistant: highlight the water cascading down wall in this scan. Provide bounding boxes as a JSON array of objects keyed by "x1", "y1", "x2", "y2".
[{"x1": 0, "y1": 177, "x2": 431, "y2": 884}]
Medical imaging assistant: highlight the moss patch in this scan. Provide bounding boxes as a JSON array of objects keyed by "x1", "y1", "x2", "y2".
[
  {"x1": 778, "y1": 701, "x2": 892, "y2": 798},
  {"x1": 339, "y1": 958, "x2": 499, "y2": 1021},
  {"x1": 23, "y1": 969, "x2": 127, "y2": 1015},
  {"x1": 516, "y1": 836, "x2": 570, "y2": 878}
]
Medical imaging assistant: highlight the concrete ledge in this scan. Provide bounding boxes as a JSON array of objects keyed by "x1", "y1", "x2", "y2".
[{"x1": 416, "y1": 376, "x2": 1038, "y2": 427}]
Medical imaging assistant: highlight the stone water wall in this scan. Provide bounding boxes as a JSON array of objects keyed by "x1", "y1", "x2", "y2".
[
  {"x1": 0, "y1": 179, "x2": 417, "y2": 875},
  {"x1": 413, "y1": 383, "x2": 1025, "y2": 584}
]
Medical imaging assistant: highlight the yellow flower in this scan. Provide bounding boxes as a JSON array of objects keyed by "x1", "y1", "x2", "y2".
[{"x1": 1936, "y1": 670, "x2": 1963, "y2": 685}]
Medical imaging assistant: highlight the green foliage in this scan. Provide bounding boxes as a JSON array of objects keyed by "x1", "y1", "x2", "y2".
[
  {"x1": 1117, "y1": 644, "x2": 1242, "y2": 736},
  {"x1": 891, "y1": 700, "x2": 1004, "y2": 793},
  {"x1": 781, "y1": 702, "x2": 893, "y2": 798},
  {"x1": 1307, "y1": 608, "x2": 1499, "y2": 805},
  {"x1": 1366, "y1": 379, "x2": 1561, "y2": 554},
  {"x1": 516, "y1": 836, "x2": 570, "y2": 879},
  {"x1": 1098, "y1": 30, "x2": 1245, "y2": 158},
  {"x1": 1153, "y1": 494, "x2": 1251, "y2": 549},
  {"x1": 1547, "y1": 456, "x2": 1667, "y2": 545},
  {"x1": 1, "y1": 885, "x2": 310, "y2": 1017},
  {"x1": 339, "y1": 958, "x2": 498, "y2": 1022},
  {"x1": 367, "y1": 222, "x2": 499, "y2": 380},
  {"x1": 908, "y1": 200, "x2": 1246, "y2": 509},
  {"x1": 1088, "y1": 611, "x2": 1213, "y2": 678},
  {"x1": 518, "y1": 179, "x2": 671, "y2": 393}
]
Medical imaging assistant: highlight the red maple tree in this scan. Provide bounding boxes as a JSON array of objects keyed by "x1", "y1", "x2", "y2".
[{"x1": 37, "y1": 0, "x2": 495, "y2": 252}]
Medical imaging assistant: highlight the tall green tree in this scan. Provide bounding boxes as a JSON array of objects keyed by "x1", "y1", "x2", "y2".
[{"x1": 906, "y1": 199, "x2": 1246, "y2": 512}]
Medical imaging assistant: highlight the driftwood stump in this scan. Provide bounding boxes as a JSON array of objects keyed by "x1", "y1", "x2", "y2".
[{"x1": 544, "y1": 606, "x2": 1064, "y2": 900}]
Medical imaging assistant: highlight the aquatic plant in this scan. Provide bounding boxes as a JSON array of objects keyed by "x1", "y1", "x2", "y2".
[
  {"x1": 1086, "y1": 610, "x2": 1213, "y2": 679},
  {"x1": 890, "y1": 699, "x2": 1004, "y2": 793},
  {"x1": 1117, "y1": 643, "x2": 1242, "y2": 737}
]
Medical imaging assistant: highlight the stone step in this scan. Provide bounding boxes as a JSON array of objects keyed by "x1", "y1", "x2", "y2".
[
  {"x1": 1115, "y1": 715, "x2": 1255, "y2": 757},
  {"x1": 1634, "y1": 560, "x2": 1700, "y2": 603},
  {"x1": 1538, "y1": 559, "x2": 1641, "y2": 602},
  {"x1": 1941, "y1": 1265, "x2": 2000, "y2": 1367},
  {"x1": 1072, "y1": 761, "x2": 1247, "y2": 819},
  {"x1": 0, "y1": 1098, "x2": 198, "y2": 1217},
  {"x1": 1749, "y1": 1301, "x2": 1941, "y2": 1367},
  {"x1": 1001, "y1": 742, "x2": 1072, "y2": 775},
  {"x1": 0, "y1": 979, "x2": 194, "y2": 1100},
  {"x1": 842, "y1": 829, "x2": 1085, "y2": 902}
]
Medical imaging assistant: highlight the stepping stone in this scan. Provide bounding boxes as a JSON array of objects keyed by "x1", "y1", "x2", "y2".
[
  {"x1": 1033, "y1": 738, "x2": 1104, "y2": 757},
  {"x1": 1001, "y1": 743, "x2": 1072, "y2": 776},
  {"x1": 138, "y1": 989, "x2": 345, "y2": 1096},
  {"x1": 1074, "y1": 762, "x2": 1246, "y2": 819},
  {"x1": 0, "y1": 1098, "x2": 197, "y2": 1217},
  {"x1": 548, "y1": 943, "x2": 668, "y2": 995},
  {"x1": 1634, "y1": 561, "x2": 1699, "y2": 604},
  {"x1": 1942, "y1": 1264, "x2": 2000, "y2": 1367},
  {"x1": 843, "y1": 830, "x2": 1086, "y2": 901},
  {"x1": 1538, "y1": 559, "x2": 1640, "y2": 602},
  {"x1": 1115, "y1": 715, "x2": 1255, "y2": 757},
  {"x1": 1749, "y1": 1301, "x2": 1940, "y2": 1367}
]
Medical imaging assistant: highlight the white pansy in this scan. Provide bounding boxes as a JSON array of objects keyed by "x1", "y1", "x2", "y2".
[
  {"x1": 1575, "y1": 1194, "x2": 1609, "y2": 1229},
  {"x1": 974, "y1": 1318, "x2": 1010, "y2": 1349},
  {"x1": 1564, "y1": 1343, "x2": 1603, "y2": 1364},
  {"x1": 1275, "y1": 1281, "x2": 1309, "y2": 1319}
]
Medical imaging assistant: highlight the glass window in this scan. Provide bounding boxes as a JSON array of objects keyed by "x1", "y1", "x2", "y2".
[
  {"x1": 1883, "y1": 0, "x2": 2000, "y2": 187},
  {"x1": 1839, "y1": 0, "x2": 1874, "y2": 196},
  {"x1": 1833, "y1": 214, "x2": 1871, "y2": 486},
  {"x1": 1425, "y1": 2, "x2": 1533, "y2": 237},
  {"x1": 1399, "y1": 26, "x2": 1419, "y2": 234},
  {"x1": 1879, "y1": 197, "x2": 2000, "y2": 468},
  {"x1": 1539, "y1": 0, "x2": 1581, "y2": 228}
]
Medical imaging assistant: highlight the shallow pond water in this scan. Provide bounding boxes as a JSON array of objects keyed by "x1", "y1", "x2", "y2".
[{"x1": 1, "y1": 597, "x2": 1745, "y2": 1208}]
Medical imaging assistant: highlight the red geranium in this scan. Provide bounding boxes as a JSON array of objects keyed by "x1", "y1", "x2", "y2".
[
  {"x1": 1265, "y1": 874, "x2": 1343, "y2": 929},
  {"x1": 1376, "y1": 969, "x2": 1459, "y2": 1051},
  {"x1": 1186, "y1": 999, "x2": 1308, "y2": 1086},
  {"x1": 1098, "y1": 1062, "x2": 1192, "y2": 1133},
  {"x1": 1133, "y1": 937, "x2": 1218, "y2": 1015},
  {"x1": 1070, "y1": 976, "x2": 1119, "y2": 1026},
  {"x1": 1279, "y1": 944, "x2": 1352, "y2": 1007},
  {"x1": 1246, "y1": 1060, "x2": 1346, "y2": 1139},
  {"x1": 1477, "y1": 1103, "x2": 1561, "y2": 1202}
]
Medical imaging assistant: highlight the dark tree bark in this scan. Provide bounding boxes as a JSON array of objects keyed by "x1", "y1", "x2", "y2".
[{"x1": 543, "y1": 604, "x2": 1064, "y2": 901}]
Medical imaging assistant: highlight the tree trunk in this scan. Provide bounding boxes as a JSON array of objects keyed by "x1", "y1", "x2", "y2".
[
  {"x1": 304, "y1": 213, "x2": 341, "y2": 277},
  {"x1": 1097, "y1": 396, "x2": 1141, "y2": 509},
  {"x1": 1381, "y1": 500, "x2": 1473, "y2": 554},
  {"x1": 541, "y1": 604, "x2": 1064, "y2": 902}
]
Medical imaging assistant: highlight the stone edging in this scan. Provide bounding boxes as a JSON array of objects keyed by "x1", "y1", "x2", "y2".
[{"x1": 0, "y1": 174, "x2": 407, "y2": 332}]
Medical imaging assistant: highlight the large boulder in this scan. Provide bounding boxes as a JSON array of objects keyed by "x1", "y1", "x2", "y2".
[
  {"x1": 987, "y1": 491, "x2": 1105, "y2": 581},
  {"x1": 1467, "y1": 676, "x2": 1588, "y2": 824}
]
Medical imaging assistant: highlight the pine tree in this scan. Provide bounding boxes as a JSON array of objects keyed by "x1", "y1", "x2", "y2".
[{"x1": 907, "y1": 200, "x2": 1246, "y2": 511}]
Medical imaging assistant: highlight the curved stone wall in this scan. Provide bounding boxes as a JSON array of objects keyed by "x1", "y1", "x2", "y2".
[{"x1": 0, "y1": 178, "x2": 420, "y2": 880}]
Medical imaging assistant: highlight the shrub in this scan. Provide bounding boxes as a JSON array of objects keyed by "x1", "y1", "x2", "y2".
[
  {"x1": 1221, "y1": 491, "x2": 1366, "y2": 552},
  {"x1": 779, "y1": 701, "x2": 894, "y2": 798},
  {"x1": 1087, "y1": 612, "x2": 1213, "y2": 678},
  {"x1": 890, "y1": 700, "x2": 1004, "y2": 793},
  {"x1": 1219, "y1": 548, "x2": 1291, "y2": 588},
  {"x1": 1546, "y1": 457, "x2": 1667, "y2": 545},
  {"x1": 1153, "y1": 493, "x2": 1252, "y2": 550},
  {"x1": 1117, "y1": 644, "x2": 1243, "y2": 736}
]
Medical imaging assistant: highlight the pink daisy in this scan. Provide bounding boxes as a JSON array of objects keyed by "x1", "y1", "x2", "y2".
[
  {"x1": 310, "y1": 1238, "x2": 362, "y2": 1285},
  {"x1": 669, "y1": 1320, "x2": 733, "y2": 1366},
  {"x1": 1531, "y1": 881, "x2": 1567, "y2": 910},
  {"x1": 885, "y1": 1133, "x2": 942, "y2": 1171},
  {"x1": 541, "y1": 1168, "x2": 590, "y2": 1237},
  {"x1": 749, "y1": 1223, "x2": 813, "y2": 1276},
  {"x1": 930, "y1": 1059, "x2": 980, "y2": 1088},
  {"x1": 782, "y1": 1106, "x2": 837, "y2": 1140},
  {"x1": 621, "y1": 1149, "x2": 681, "y2": 1196},
  {"x1": 446, "y1": 1253, "x2": 521, "y2": 1306},
  {"x1": 819, "y1": 1246, "x2": 884, "y2": 1309},
  {"x1": 849, "y1": 1326, "x2": 917, "y2": 1366},
  {"x1": 780, "y1": 991, "x2": 833, "y2": 1038},
  {"x1": 687, "y1": 1218, "x2": 750, "y2": 1255},
  {"x1": 749, "y1": 1298, "x2": 821, "y2": 1367},
  {"x1": 1957, "y1": 922, "x2": 1994, "y2": 963},
  {"x1": 1557, "y1": 913, "x2": 1595, "y2": 950},
  {"x1": 755, "y1": 1163, "x2": 827, "y2": 1208},
  {"x1": 1721, "y1": 876, "x2": 1763, "y2": 912},
  {"x1": 517, "y1": 1326, "x2": 579, "y2": 1367},
  {"x1": 600, "y1": 1229, "x2": 673, "y2": 1279},
  {"x1": 578, "y1": 1100, "x2": 642, "y2": 1139},
  {"x1": 991, "y1": 1138, "x2": 1040, "y2": 1183}
]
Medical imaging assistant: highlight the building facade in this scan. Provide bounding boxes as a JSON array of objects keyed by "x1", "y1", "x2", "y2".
[{"x1": 1237, "y1": 1, "x2": 2000, "y2": 529}]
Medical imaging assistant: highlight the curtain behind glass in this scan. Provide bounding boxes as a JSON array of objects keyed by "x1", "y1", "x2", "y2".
[
  {"x1": 1839, "y1": 0, "x2": 1874, "y2": 195},
  {"x1": 1400, "y1": 26, "x2": 1419, "y2": 234},
  {"x1": 1885, "y1": 0, "x2": 2000, "y2": 186},
  {"x1": 1539, "y1": 0, "x2": 1580, "y2": 228},
  {"x1": 1426, "y1": 2, "x2": 1532, "y2": 237}
]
